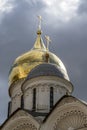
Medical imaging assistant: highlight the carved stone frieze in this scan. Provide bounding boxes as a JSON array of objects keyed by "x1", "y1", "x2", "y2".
[
  {"x1": 53, "y1": 110, "x2": 87, "y2": 130},
  {"x1": 12, "y1": 122, "x2": 37, "y2": 130}
]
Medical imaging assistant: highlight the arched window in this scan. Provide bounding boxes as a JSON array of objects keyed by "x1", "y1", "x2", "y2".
[
  {"x1": 50, "y1": 87, "x2": 54, "y2": 109},
  {"x1": 33, "y1": 88, "x2": 36, "y2": 110}
]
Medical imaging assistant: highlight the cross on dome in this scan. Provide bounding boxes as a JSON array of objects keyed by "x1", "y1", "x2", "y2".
[
  {"x1": 45, "y1": 35, "x2": 51, "y2": 50},
  {"x1": 37, "y1": 15, "x2": 42, "y2": 30}
]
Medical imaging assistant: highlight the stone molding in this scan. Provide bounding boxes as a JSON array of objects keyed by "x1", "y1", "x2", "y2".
[{"x1": 22, "y1": 76, "x2": 73, "y2": 93}]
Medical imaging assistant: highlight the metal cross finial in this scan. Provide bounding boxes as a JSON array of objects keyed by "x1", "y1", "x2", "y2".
[
  {"x1": 45, "y1": 35, "x2": 51, "y2": 50},
  {"x1": 37, "y1": 15, "x2": 42, "y2": 30}
]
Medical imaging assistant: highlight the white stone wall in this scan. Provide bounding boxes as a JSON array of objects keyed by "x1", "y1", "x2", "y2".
[
  {"x1": 22, "y1": 76, "x2": 72, "y2": 113},
  {"x1": 36, "y1": 84, "x2": 50, "y2": 112},
  {"x1": 54, "y1": 85, "x2": 66, "y2": 104},
  {"x1": 9, "y1": 80, "x2": 24, "y2": 115},
  {"x1": 24, "y1": 88, "x2": 33, "y2": 110}
]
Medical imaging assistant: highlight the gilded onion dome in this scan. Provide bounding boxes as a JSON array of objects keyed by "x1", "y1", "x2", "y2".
[{"x1": 9, "y1": 29, "x2": 69, "y2": 86}]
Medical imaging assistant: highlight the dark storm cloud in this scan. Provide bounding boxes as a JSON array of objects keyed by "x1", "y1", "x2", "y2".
[{"x1": 0, "y1": 0, "x2": 87, "y2": 124}]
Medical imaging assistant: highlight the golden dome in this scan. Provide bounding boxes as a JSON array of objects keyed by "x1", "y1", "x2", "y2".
[{"x1": 9, "y1": 30, "x2": 68, "y2": 86}]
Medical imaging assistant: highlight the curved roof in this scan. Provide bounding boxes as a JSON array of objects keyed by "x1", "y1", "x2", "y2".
[{"x1": 27, "y1": 63, "x2": 69, "y2": 81}]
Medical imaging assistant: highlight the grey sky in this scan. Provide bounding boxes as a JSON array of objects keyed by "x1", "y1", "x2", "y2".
[{"x1": 0, "y1": 0, "x2": 87, "y2": 124}]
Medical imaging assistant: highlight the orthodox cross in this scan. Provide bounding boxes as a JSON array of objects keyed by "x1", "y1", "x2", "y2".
[
  {"x1": 37, "y1": 15, "x2": 42, "y2": 30},
  {"x1": 45, "y1": 35, "x2": 51, "y2": 50}
]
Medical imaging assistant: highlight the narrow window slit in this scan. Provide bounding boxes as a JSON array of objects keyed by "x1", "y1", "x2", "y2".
[
  {"x1": 50, "y1": 87, "x2": 54, "y2": 109},
  {"x1": 33, "y1": 88, "x2": 36, "y2": 110}
]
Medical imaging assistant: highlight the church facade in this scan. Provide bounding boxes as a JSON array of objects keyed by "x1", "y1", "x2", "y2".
[{"x1": 0, "y1": 22, "x2": 87, "y2": 130}]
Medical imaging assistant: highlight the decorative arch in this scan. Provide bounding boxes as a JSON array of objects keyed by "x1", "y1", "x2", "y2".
[
  {"x1": 43, "y1": 96, "x2": 87, "y2": 130},
  {"x1": 2, "y1": 116, "x2": 40, "y2": 130}
]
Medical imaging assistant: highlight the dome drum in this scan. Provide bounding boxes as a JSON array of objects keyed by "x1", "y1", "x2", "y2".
[{"x1": 21, "y1": 75, "x2": 73, "y2": 113}]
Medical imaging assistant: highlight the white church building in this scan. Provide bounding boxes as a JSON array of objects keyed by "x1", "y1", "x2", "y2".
[{"x1": 0, "y1": 19, "x2": 87, "y2": 130}]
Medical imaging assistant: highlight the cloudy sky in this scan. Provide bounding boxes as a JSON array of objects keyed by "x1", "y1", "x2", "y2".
[{"x1": 0, "y1": 0, "x2": 87, "y2": 124}]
